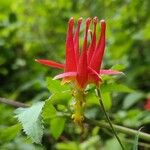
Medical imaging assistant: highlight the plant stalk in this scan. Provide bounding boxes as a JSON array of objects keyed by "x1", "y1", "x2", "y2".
[{"x1": 96, "y1": 88, "x2": 125, "y2": 150}]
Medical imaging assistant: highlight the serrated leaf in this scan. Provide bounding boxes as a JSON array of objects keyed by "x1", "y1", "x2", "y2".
[
  {"x1": 50, "y1": 117, "x2": 66, "y2": 139},
  {"x1": 46, "y1": 77, "x2": 70, "y2": 93},
  {"x1": 42, "y1": 99, "x2": 57, "y2": 120},
  {"x1": 15, "y1": 102, "x2": 45, "y2": 144},
  {"x1": 123, "y1": 92, "x2": 145, "y2": 109},
  {"x1": 101, "y1": 83, "x2": 134, "y2": 93},
  {"x1": 0, "y1": 124, "x2": 21, "y2": 142}
]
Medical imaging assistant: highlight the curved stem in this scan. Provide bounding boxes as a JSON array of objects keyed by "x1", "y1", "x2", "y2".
[{"x1": 96, "y1": 88, "x2": 125, "y2": 150}]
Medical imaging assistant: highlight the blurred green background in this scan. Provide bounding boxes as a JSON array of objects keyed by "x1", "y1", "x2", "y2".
[{"x1": 0, "y1": 0, "x2": 150, "y2": 149}]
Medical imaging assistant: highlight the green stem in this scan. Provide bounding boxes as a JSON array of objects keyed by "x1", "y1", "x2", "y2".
[
  {"x1": 85, "y1": 118, "x2": 150, "y2": 142},
  {"x1": 96, "y1": 88, "x2": 125, "y2": 150}
]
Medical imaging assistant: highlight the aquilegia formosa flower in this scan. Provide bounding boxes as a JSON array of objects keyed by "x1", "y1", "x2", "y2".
[{"x1": 36, "y1": 17, "x2": 122, "y2": 126}]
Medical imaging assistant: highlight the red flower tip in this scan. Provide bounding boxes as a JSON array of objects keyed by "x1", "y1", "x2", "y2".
[
  {"x1": 86, "y1": 17, "x2": 91, "y2": 27},
  {"x1": 78, "y1": 17, "x2": 83, "y2": 24},
  {"x1": 69, "y1": 17, "x2": 74, "y2": 24},
  {"x1": 100, "y1": 19, "x2": 106, "y2": 31},
  {"x1": 68, "y1": 17, "x2": 74, "y2": 30},
  {"x1": 93, "y1": 16, "x2": 98, "y2": 24}
]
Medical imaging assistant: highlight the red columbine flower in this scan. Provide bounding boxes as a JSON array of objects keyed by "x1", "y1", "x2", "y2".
[
  {"x1": 36, "y1": 17, "x2": 123, "y2": 126},
  {"x1": 36, "y1": 17, "x2": 122, "y2": 90}
]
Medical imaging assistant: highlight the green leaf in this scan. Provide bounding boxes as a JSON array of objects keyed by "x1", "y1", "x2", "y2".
[
  {"x1": 50, "y1": 92, "x2": 71, "y2": 105},
  {"x1": 111, "y1": 64, "x2": 126, "y2": 71},
  {"x1": 86, "y1": 93, "x2": 99, "y2": 106},
  {"x1": 46, "y1": 77, "x2": 70, "y2": 93},
  {"x1": 50, "y1": 117, "x2": 66, "y2": 139},
  {"x1": 46, "y1": 77, "x2": 72, "y2": 105},
  {"x1": 86, "y1": 91, "x2": 111, "y2": 110},
  {"x1": 0, "y1": 124, "x2": 21, "y2": 142},
  {"x1": 80, "y1": 136, "x2": 100, "y2": 149},
  {"x1": 55, "y1": 142, "x2": 79, "y2": 150},
  {"x1": 101, "y1": 83, "x2": 134, "y2": 93},
  {"x1": 104, "y1": 136, "x2": 124, "y2": 150},
  {"x1": 15, "y1": 102, "x2": 45, "y2": 144},
  {"x1": 42, "y1": 99, "x2": 57, "y2": 120},
  {"x1": 142, "y1": 112, "x2": 150, "y2": 124},
  {"x1": 101, "y1": 92, "x2": 112, "y2": 110},
  {"x1": 123, "y1": 92, "x2": 145, "y2": 109}
]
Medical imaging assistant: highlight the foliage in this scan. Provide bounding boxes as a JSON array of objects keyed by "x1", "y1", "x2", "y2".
[
  {"x1": 0, "y1": 0, "x2": 150, "y2": 149},
  {"x1": 15, "y1": 102, "x2": 45, "y2": 144}
]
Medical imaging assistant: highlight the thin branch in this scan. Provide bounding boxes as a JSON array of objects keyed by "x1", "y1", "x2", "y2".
[
  {"x1": 85, "y1": 118, "x2": 150, "y2": 142},
  {"x1": 0, "y1": 97, "x2": 28, "y2": 108},
  {"x1": 102, "y1": 127, "x2": 150, "y2": 148}
]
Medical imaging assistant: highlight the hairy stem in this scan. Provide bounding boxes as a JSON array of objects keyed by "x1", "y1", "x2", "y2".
[{"x1": 71, "y1": 89, "x2": 85, "y2": 129}]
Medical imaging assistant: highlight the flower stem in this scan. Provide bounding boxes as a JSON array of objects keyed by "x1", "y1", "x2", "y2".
[{"x1": 96, "y1": 88, "x2": 125, "y2": 150}]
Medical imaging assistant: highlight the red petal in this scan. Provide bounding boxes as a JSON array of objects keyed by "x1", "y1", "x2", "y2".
[
  {"x1": 88, "y1": 67, "x2": 100, "y2": 77},
  {"x1": 65, "y1": 17, "x2": 77, "y2": 72},
  {"x1": 87, "y1": 17, "x2": 98, "y2": 64},
  {"x1": 90, "y1": 20, "x2": 106, "y2": 72},
  {"x1": 53, "y1": 72, "x2": 77, "y2": 80},
  {"x1": 100, "y1": 69, "x2": 124, "y2": 75},
  {"x1": 73, "y1": 18, "x2": 82, "y2": 64},
  {"x1": 77, "y1": 18, "x2": 91, "y2": 89},
  {"x1": 35, "y1": 59, "x2": 65, "y2": 69},
  {"x1": 88, "y1": 67, "x2": 101, "y2": 86}
]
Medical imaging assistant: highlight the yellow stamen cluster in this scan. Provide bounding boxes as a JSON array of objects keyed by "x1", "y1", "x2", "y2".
[{"x1": 71, "y1": 89, "x2": 86, "y2": 128}]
